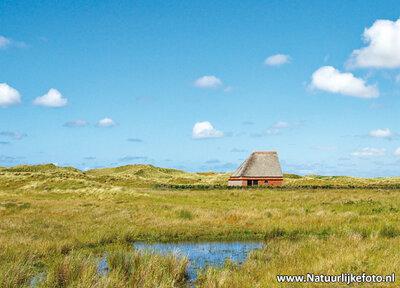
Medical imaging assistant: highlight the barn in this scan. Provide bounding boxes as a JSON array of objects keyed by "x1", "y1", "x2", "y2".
[{"x1": 228, "y1": 151, "x2": 283, "y2": 186}]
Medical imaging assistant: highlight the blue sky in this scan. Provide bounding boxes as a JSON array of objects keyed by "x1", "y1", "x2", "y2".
[{"x1": 1, "y1": 0, "x2": 400, "y2": 176}]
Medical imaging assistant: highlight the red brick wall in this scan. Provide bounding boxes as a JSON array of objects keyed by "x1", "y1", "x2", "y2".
[
  {"x1": 227, "y1": 178, "x2": 283, "y2": 187},
  {"x1": 264, "y1": 179, "x2": 283, "y2": 186}
]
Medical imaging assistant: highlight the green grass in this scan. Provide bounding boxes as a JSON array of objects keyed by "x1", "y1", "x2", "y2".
[{"x1": 0, "y1": 164, "x2": 399, "y2": 287}]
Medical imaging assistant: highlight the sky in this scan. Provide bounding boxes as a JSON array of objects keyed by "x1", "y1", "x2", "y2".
[{"x1": 1, "y1": 0, "x2": 400, "y2": 177}]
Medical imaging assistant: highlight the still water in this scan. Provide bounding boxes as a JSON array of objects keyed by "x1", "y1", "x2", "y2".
[{"x1": 134, "y1": 241, "x2": 264, "y2": 281}]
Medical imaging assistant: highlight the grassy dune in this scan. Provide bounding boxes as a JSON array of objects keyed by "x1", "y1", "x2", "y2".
[
  {"x1": 0, "y1": 164, "x2": 399, "y2": 287},
  {"x1": 2, "y1": 163, "x2": 399, "y2": 189}
]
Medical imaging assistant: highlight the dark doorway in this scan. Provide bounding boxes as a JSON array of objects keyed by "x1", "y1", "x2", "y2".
[{"x1": 247, "y1": 180, "x2": 258, "y2": 186}]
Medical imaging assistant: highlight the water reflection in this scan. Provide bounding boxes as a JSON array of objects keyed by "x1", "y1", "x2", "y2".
[{"x1": 134, "y1": 241, "x2": 263, "y2": 281}]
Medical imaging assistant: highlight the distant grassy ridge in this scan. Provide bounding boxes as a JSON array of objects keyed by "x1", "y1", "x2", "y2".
[{"x1": 1, "y1": 164, "x2": 399, "y2": 190}]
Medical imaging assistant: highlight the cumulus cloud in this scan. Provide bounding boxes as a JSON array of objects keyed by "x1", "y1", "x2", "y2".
[
  {"x1": 264, "y1": 54, "x2": 291, "y2": 66},
  {"x1": 271, "y1": 121, "x2": 303, "y2": 128},
  {"x1": 369, "y1": 128, "x2": 393, "y2": 138},
  {"x1": 0, "y1": 36, "x2": 11, "y2": 48},
  {"x1": 64, "y1": 120, "x2": 88, "y2": 127},
  {"x1": 97, "y1": 118, "x2": 117, "y2": 127},
  {"x1": 395, "y1": 147, "x2": 400, "y2": 156},
  {"x1": 192, "y1": 121, "x2": 224, "y2": 139},
  {"x1": 348, "y1": 19, "x2": 400, "y2": 68},
  {"x1": 33, "y1": 88, "x2": 67, "y2": 107},
  {"x1": 0, "y1": 83, "x2": 21, "y2": 108},
  {"x1": 0, "y1": 131, "x2": 27, "y2": 139},
  {"x1": 193, "y1": 76, "x2": 222, "y2": 89},
  {"x1": 351, "y1": 147, "x2": 386, "y2": 157},
  {"x1": 310, "y1": 66, "x2": 379, "y2": 98}
]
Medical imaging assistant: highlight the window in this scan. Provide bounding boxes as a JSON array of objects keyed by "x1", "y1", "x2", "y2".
[
  {"x1": 247, "y1": 180, "x2": 252, "y2": 186},
  {"x1": 264, "y1": 180, "x2": 269, "y2": 184},
  {"x1": 253, "y1": 180, "x2": 258, "y2": 185}
]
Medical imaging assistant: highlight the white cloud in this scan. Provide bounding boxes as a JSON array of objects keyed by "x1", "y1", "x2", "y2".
[
  {"x1": 369, "y1": 128, "x2": 393, "y2": 138},
  {"x1": 395, "y1": 147, "x2": 400, "y2": 156},
  {"x1": 265, "y1": 129, "x2": 281, "y2": 135},
  {"x1": 351, "y1": 147, "x2": 386, "y2": 157},
  {"x1": 264, "y1": 54, "x2": 290, "y2": 66},
  {"x1": 0, "y1": 36, "x2": 27, "y2": 49},
  {"x1": 97, "y1": 118, "x2": 117, "y2": 127},
  {"x1": 348, "y1": 19, "x2": 400, "y2": 68},
  {"x1": 193, "y1": 76, "x2": 222, "y2": 89},
  {"x1": 223, "y1": 86, "x2": 233, "y2": 92},
  {"x1": 0, "y1": 83, "x2": 21, "y2": 108},
  {"x1": 271, "y1": 121, "x2": 303, "y2": 128},
  {"x1": 64, "y1": 120, "x2": 88, "y2": 127},
  {"x1": 192, "y1": 121, "x2": 224, "y2": 139},
  {"x1": 0, "y1": 36, "x2": 11, "y2": 49},
  {"x1": 310, "y1": 66, "x2": 379, "y2": 98},
  {"x1": 33, "y1": 88, "x2": 67, "y2": 107},
  {"x1": 0, "y1": 131, "x2": 26, "y2": 139}
]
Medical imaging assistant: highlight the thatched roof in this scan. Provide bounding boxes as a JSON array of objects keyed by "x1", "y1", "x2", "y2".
[{"x1": 231, "y1": 152, "x2": 283, "y2": 178}]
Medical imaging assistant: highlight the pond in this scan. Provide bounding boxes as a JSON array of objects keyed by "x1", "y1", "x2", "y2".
[
  {"x1": 30, "y1": 241, "x2": 263, "y2": 287},
  {"x1": 134, "y1": 241, "x2": 264, "y2": 282}
]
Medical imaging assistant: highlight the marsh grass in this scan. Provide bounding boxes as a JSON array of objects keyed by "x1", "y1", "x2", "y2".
[
  {"x1": 106, "y1": 248, "x2": 188, "y2": 287},
  {"x1": 0, "y1": 164, "x2": 399, "y2": 287},
  {"x1": 36, "y1": 248, "x2": 187, "y2": 287},
  {"x1": 196, "y1": 236, "x2": 400, "y2": 287},
  {"x1": 0, "y1": 252, "x2": 35, "y2": 288},
  {"x1": 42, "y1": 252, "x2": 100, "y2": 287}
]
